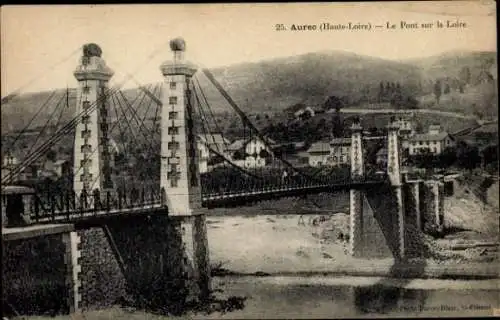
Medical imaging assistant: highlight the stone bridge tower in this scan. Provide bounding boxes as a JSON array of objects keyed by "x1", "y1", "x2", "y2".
[
  {"x1": 159, "y1": 38, "x2": 210, "y2": 299},
  {"x1": 349, "y1": 119, "x2": 364, "y2": 256},
  {"x1": 73, "y1": 44, "x2": 114, "y2": 198},
  {"x1": 160, "y1": 38, "x2": 202, "y2": 215},
  {"x1": 387, "y1": 117, "x2": 405, "y2": 258}
]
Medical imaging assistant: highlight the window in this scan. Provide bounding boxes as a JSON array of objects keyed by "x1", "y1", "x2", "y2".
[
  {"x1": 100, "y1": 137, "x2": 109, "y2": 146},
  {"x1": 168, "y1": 141, "x2": 180, "y2": 150},
  {"x1": 81, "y1": 130, "x2": 91, "y2": 139},
  {"x1": 81, "y1": 144, "x2": 91, "y2": 153},
  {"x1": 80, "y1": 173, "x2": 93, "y2": 182},
  {"x1": 81, "y1": 159, "x2": 92, "y2": 167},
  {"x1": 82, "y1": 101, "x2": 91, "y2": 110},
  {"x1": 100, "y1": 108, "x2": 108, "y2": 118},
  {"x1": 81, "y1": 115, "x2": 90, "y2": 124},
  {"x1": 170, "y1": 82, "x2": 176, "y2": 90},
  {"x1": 169, "y1": 96, "x2": 178, "y2": 105},
  {"x1": 82, "y1": 86, "x2": 91, "y2": 94},
  {"x1": 168, "y1": 126, "x2": 179, "y2": 135},
  {"x1": 169, "y1": 111, "x2": 178, "y2": 120}
]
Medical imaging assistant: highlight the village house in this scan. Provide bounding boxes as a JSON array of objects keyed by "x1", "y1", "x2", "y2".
[
  {"x1": 244, "y1": 136, "x2": 276, "y2": 168},
  {"x1": 407, "y1": 125, "x2": 455, "y2": 155},
  {"x1": 306, "y1": 141, "x2": 331, "y2": 167},
  {"x1": 225, "y1": 136, "x2": 276, "y2": 168},
  {"x1": 329, "y1": 138, "x2": 351, "y2": 167},
  {"x1": 197, "y1": 134, "x2": 231, "y2": 173},
  {"x1": 1, "y1": 152, "x2": 26, "y2": 182},
  {"x1": 395, "y1": 117, "x2": 415, "y2": 140}
]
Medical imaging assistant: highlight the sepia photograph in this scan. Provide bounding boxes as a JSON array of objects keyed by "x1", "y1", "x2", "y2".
[{"x1": 1, "y1": 2, "x2": 498, "y2": 319}]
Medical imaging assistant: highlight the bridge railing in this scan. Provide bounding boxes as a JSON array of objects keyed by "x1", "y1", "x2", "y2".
[{"x1": 30, "y1": 187, "x2": 165, "y2": 223}]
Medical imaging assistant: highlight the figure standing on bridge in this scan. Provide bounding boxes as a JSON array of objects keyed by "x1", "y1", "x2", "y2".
[{"x1": 282, "y1": 169, "x2": 288, "y2": 184}]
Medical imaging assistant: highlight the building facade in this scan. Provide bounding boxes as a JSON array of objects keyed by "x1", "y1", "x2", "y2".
[
  {"x1": 407, "y1": 131, "x2": 454, "y2": 155},
  {"x1": 329, "y1": 138, "x2": 351, "y2": 166}
]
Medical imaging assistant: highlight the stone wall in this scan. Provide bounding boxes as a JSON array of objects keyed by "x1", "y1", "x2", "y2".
[
  {"x1": 2, "y1": 235, "x2": 67, "y2": 316},
  {"x1": 78, "y1": 215, "x2": 191, "y2": 313},
  {"x1": 3, "y1": 215, "x2": 202, "y2": 317}
]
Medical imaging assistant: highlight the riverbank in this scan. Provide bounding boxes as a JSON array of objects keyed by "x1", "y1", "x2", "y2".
[{"x1": 207, "y1": 215, "x2": 498, "y2": 280}]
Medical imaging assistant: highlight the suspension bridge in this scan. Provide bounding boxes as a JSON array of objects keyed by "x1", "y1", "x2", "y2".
[
  {"x1": 3, "y1": 38, "x2": 450, "y2": 316},
  {"x1": 1, "y1": 39, "x2": 389, "y2": 226}
]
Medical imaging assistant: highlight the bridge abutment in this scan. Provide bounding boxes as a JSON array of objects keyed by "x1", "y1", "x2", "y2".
[{"x1": 2, "y1": 225, "x2": 77, "y2": 316}]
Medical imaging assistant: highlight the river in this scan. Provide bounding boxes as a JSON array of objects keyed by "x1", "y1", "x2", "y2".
[{"x1": 201, "y1": 275, "x2": 498, "y2": 318}]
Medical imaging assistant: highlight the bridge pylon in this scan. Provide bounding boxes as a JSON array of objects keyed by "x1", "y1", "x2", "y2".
[
  {"x1": 73, "y1": 44, "x2": 114, "y2": 198},
  {"x1": 159, "y1": 38, "x2": 202, "y2": 216},
  {"x1": 349, "y1": 119, "x2": 364, "y2": 256},
  {"x1": 387, "y1": 117, "x2": 405, "y2": 259},
  {"x1": 159, "y1": 38, "x2": 210, "y2": 300}
]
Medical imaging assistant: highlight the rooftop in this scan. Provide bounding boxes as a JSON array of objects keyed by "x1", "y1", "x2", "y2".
[
  {"x1": 330, "y1": 138, "x2": 351, "y2": 146},
  {"x1": 307, "y1": 141, "x2": 331, "y2": 154},
  {"x1": 226, "y1": 139, "x2": 247, "y2": 151},
  {"x1": 198, "y1": 133, "x2": 231, "y2": 146},
  {"x1": 409, "y1": 132, "x2": 450, "y2": 142}
]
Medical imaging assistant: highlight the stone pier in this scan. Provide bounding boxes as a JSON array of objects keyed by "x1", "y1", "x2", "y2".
[{"x1": 422, "y1": 180, "x2": 445, "y2": 232}]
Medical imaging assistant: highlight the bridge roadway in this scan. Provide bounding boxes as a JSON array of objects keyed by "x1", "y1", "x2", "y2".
[{"x1": 26, "y1": 178, "x2": 387, "y2": 225}]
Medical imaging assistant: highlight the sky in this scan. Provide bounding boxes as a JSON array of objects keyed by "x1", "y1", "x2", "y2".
[{"x1": 1, "y1": 2, "x2": 497, "y2": 96}]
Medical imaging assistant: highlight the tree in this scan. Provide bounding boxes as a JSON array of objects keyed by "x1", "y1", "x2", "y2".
[
  {"x1": 481, "y1": 145, "x2": 498, "y2": 171},
  {"x1": 378, "y1": 81, "x2": 385, "y2": 102},
  {"x1": 46, "y1": 149, "x2": 57, "y2": 162},
  {"x1": 324, "y1": 95, "x2": 344, "y2": 111},
  {"x1": 459, "y1": 66, "x2": 471, "y2": 86},
  {"x1": 405, "y1": 96, "x2": 419, "y2": 109},
  {"x1": 434, "y1": 80, "x2": 442, "y2": 104},
  {"x1": 444, "y1": 83, "x2": 451, "y2": 94},
  {"x1": 438, "y1": 146, "x2": 457, "y2": 167},
  {"x1": 456, "y1": 141, "x2": 481, "y2": 170},
  {"x1": 331, "y1": 111, "x2": 344, "y2": 138}
]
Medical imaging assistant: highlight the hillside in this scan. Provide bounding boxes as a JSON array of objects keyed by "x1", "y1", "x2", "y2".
[
  {"x1": 1, "y1": 50, "x2": 497, "y2": 135},
  {"x1": 207, "y1": 51, "x2": 423, "y2": 112},
  {"x1": 406, "y1": 50, "x2": 497, "y2": 82},
  {"x1": 406, "y1": 51, "x2": 498, "y2": 118}
]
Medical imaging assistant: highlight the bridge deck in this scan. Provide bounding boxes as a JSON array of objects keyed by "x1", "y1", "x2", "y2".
[
  {"x1": 4, "y1": 179, "x2": 387, "y2": 226},
  {"x1": 2, "y1": 224, "x2": 74, "y2": 241}
]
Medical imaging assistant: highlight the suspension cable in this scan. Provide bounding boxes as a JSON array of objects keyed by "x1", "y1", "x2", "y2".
[
  {"x1": 3, "y1": 90, "x2": 58, "y2": 154},
  {"x1": 23, "y1": 93, "x2": 67, "y2": 162},
  {"x1": 1, "y1": 46, "x2": 81, "y2": 103},
  {"x1": 86, "y1": 89, "x2": 159, "y2": 191},
  {"x1": 193, "y1": 77, "x2": 231, "y2": 152},
  {"x1": 2, "y1": 86, "x2": 125, "y2": 183},
  {"x1": 201, "y1": 68, "x2": 320, "y2": 183},
  {"x1": 117, "y1": 89, "x2": 160, "y2": 152},
  {"x1": 4, "y1": 39, "x2": 171, "y2": 183},
  {"x1": 193, "y1": 88, "x2": 263, "y2": 181}
]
